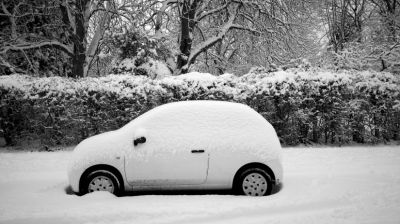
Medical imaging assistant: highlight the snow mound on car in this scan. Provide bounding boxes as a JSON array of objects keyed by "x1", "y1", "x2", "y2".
[
  {"x1": 123, "y1": 101, "x2": 281, "y2": 161},
  {"x1": 68, "y1": 101, "x2": 282, "y2": 192}
]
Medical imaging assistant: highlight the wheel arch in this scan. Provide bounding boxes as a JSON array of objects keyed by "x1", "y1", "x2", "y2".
[
  {"x1": 232, "y1": 162, "x2": 276, "y2": 189},
  {"x1": 79, "y1": 164, "x2": 125, "y2": 194}
]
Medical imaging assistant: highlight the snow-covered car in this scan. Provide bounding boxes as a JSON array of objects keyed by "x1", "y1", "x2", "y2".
[{"x1": 68, "y1": 101, "x2": 283, "y2": 196}]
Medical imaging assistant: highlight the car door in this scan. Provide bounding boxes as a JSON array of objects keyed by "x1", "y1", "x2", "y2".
[{"x1": 124, "y1": 105, "x2": 209, "y2": 186}]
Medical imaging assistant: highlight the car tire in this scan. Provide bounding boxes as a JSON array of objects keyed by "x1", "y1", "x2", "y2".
[
  {"x1": 82, "y1": 170, "x2": 122, "y2": 196},
  {"x1": 235, "y1": 167, "x2": 273, "y2": 196}
]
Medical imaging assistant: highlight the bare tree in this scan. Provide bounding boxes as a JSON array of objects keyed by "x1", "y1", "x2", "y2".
[
  {"x1": 155, "y1": 0, "x2": 301, "y2": 74},
  {"x1": 370, "y1": 0, "x2": 399, "y2": 42},
  {"x1": 324, "y1": 0, "x2": 368, "y2": 52},
  {"x1": 0, "y1": 0, "x2": 132, "y2": 77},
  {"x1": 202, "y1": 0, "x2": 319, "y2": 74}
]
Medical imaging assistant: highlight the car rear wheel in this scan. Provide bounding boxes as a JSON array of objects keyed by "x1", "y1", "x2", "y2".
[
  {"x1": 236, "y1": 168, "x2": 273, "y2": 196},
  {"x1": 83, "y1": 170, "x2": 121, "y2": 195}
]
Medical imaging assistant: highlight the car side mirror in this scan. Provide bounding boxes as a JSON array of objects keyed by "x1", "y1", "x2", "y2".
[{"x1": 133, "y1": 136, "x2": 146, "y2": 146}]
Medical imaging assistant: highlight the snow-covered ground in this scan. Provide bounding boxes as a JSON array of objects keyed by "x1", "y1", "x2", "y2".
[{"x1": 0, "y1": 146, "x2": 399, "y2": 224}]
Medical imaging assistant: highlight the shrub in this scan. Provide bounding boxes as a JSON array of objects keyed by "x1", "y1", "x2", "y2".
[
  {"x1": 0, "y1": 69, "x2": 399, "y2": 147},
  {"x1": 108, "y1": 29, "x2": 173, "y2": 78}
]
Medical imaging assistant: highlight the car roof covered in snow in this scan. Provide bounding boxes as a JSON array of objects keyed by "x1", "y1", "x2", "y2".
[
  {"x1": 121, "y1": 101, "x2": 281, "y2": 160},
  {"x1": 143, "y1": 100, "x2": 252, "y2": 114},
  {"x1": 128, "y1": 100, "x2": 262, "y2": 126}
]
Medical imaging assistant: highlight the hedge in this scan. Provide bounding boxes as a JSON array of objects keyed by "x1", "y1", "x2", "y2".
[{"x1": 0, "y1": 69, "x2": 399, "y2": 147}]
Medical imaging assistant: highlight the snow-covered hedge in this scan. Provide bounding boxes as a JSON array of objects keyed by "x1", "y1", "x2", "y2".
[{"x1": 1, "y1": 69, "x2": 399, "y2": 146}]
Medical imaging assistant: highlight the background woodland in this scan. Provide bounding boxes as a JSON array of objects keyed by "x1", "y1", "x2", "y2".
[{"x1": 0, "y1": 0, "x2": 399, "y2": 147}]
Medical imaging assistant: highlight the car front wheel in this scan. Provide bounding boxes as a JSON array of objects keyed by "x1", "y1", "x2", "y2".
[
  {"x1": 236, "y1": 168, "x2": 273, "y2": 196},
  {"x1": 83, "y1": 170, "x2": 121, "y2": 195}
]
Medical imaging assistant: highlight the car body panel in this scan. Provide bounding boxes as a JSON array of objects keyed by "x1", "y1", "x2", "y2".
[
  {"x1": 125, "y1": 146, "x2": 209, "y2": 185},
  {"x1": 68, "y1": 101, "x2": 283, "y2": 194},
  {"x1": 67, "y1": 130, "x2": 131, "y2": 193}
]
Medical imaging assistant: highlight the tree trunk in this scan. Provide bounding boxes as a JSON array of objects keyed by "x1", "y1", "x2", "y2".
[
  {"x1": 387, "y1": 0, "x2": 397, "y2": 42},
  {"x1": 70, "y1": 0, "x2": 89, "y2": 78},
  {"x1": 84, "y1": 1, "x2": 113, "y2": 76},
  {"x1": 60, "y1": 0, "x2": 89, "y2": 78},
  {"x1": 1, "y1": 3, "x2": 17, "y2": 39},
  {"x1": 177, "y1": 0, "x2": 200, "y2": 74}
]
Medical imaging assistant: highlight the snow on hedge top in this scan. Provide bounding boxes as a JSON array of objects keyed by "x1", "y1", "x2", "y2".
[
  {"x1": 117, "y1": 58, "x2": 172, "y2": 79},
  {"x1": 162, "y1": 72, "x2": 217, "y2": 89},
  {"x1": 177, "y1": 72, "x2": 217, "y2": 82},
  {"x1": 1, "y1": 69, "x2": 399, "y2": 100},
  {"x1": 241, "y1": 69, "x2": 399, "y2": 96}
]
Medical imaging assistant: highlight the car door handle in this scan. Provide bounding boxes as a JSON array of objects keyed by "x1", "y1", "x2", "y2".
[{"x1": 191, "y1": 149, "x2": 205, "y2": 153}]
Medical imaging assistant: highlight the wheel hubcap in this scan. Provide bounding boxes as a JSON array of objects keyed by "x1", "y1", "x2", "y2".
[
  {"x1": 88, "y1": 176, "x2": 114, "y2": 193},
  {"x1": 242, "y1": 172, "x2": 268, "y2": 196}
]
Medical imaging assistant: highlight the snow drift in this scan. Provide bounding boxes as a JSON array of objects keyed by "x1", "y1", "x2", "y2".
[{"x1": 1, "y1": 146, "x2": 399, "y2": 223}]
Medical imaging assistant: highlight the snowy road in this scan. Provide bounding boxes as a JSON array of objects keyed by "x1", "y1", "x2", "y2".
[{"x1": 0, "y1": 146, "x2": 400, "y2": 224}]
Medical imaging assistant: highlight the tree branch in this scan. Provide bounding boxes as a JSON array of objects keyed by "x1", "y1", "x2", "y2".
[
  {"x1": 195, "y1": 1, "x2": 229, "y2": 21},
  {"x1": 230, "y1": 24, "x2": 261, "y2": 34},
  {"x1": 155, "y1": 0, "x2": 178, "y2": 36},
  {"x1": 1, "y1": 41, "x2": 73, "y2": 56},
  {"x1": 1, "y1": 2, "x2": 17, "y2": 39},
  {"x1": 187, "y1": 5, "x2": 240, "y2": 67}
]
